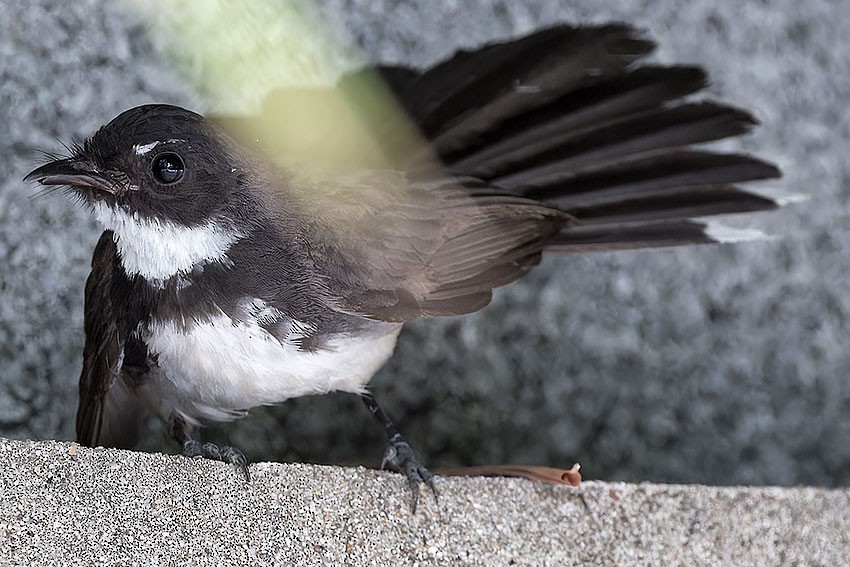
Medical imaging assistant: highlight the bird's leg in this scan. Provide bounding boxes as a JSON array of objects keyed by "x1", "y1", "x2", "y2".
[
  {"x1": 169, "y1": 414, "x2": 250, "y2": 483},
  {"x1": 360, "y1": 391, "x2": 437, "y2": 512}
]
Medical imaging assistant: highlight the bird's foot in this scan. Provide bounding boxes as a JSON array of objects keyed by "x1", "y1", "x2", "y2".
[
  {"x1": 181, "y1": 439, "x2": 250, "y2": 483},
  {"x1": 360, "y1": 392, "x2": 438, "y2": 512},
  {"x1": 171, "y1": 415, "x2": 249, "y2": 483},
  {"x1": 381, "y1": 433, "x2": 438, "y2": 513}
]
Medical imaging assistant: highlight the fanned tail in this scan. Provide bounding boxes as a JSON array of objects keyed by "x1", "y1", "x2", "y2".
[{"x1": 384, "y1": 24, "x2": 781, "y2": 252}]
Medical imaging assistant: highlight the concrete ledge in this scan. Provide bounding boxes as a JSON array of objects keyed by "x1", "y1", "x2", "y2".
[{"x1": 1, "y1": 438, "x2": 847, "y2": 565}]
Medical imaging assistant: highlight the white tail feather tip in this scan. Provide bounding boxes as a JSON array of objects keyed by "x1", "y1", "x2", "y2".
[
  {"x1": 705, "y1": 222, "x2": 773, "y2": 244},
  {"x1": 746, "y1": 186, "x2": 809, "y2": 207},
  {"x1": 772, "y1": 193, "x2": 809, "y2": 206}
]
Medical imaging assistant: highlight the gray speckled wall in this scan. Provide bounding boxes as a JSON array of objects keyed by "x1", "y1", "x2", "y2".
[{"x1": 2, "y1": 0, "x2": 848, "y2": 486}]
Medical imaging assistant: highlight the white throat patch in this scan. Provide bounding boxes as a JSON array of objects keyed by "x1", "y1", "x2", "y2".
[{"x1": 91, "y1": 202, "x2": 242, "y2": 281}]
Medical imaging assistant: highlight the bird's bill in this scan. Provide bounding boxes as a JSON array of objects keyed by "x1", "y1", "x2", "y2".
[{"x1": 24, "y1": 158, "x2": 117, "y2": 194}]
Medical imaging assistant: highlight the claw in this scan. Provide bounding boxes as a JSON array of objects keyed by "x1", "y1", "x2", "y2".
[
  {"x1": 221, "y1": 445, "x2": 250, "y2": 483},
  {"x1": 201, "y1": 442, "x2": 221, "y2": 460},
  {"x1": 181, "y1": 439, "x2": 204, "y2": 457}
]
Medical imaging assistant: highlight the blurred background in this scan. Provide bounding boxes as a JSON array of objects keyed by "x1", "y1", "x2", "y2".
[{"x1": 1, "y1": 0, "x2": 849, "y2": 487}]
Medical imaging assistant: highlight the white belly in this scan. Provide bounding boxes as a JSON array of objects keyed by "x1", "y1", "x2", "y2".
[{"x1": 139, "y1": 314, "x2": 402, "y2": 424}]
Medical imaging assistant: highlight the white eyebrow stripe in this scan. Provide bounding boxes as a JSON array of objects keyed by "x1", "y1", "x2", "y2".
[
  {"x1": 133, "y1": 141, "x2": 160, "y2": 156},
  {"x1": 132, "y1": 139, "x2": 188, "y2": 156}
]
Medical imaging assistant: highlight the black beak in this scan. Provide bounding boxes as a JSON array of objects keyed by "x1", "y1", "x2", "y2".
[{"x1": 24, "y1": 158, "x2": 117, "y2": 194}]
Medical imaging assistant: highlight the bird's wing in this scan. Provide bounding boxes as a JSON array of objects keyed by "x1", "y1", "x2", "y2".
[
  {"x1": 77, "y1": 231, "x2": 132, "y2": 446},
  {"x1": 299, "y1": 175, "x2": 573, "y2": 322}
]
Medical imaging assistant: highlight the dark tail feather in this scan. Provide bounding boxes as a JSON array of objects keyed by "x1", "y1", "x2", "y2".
[
  {"x1": 436, "y1": 66, "x2": 711, "y2": 174},
  {"x1": 392, "y1": 24, "x2": 781, "y2": 252},
  {"x1": 562, "y1": 184, "x2": 776, "y2": 225},
  {"x1": 400, "y1": 24, "x2": 655, "y2": 141},
  {"x1": 469, "y1": 103, "x2": 762, "y2": 187},
  {"x1": 547, "y1": 219, "x2": 716, "y2": 252}
]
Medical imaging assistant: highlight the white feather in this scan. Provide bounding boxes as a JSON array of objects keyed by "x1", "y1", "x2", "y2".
[
  {"x1": 91, "y1": 202, "x2": 242, "y2": 281},
  {"x1": 139, "y1": 308, "x2": 401, "y2": 423},
  {"x1": 132, "y1": 138, "x2": 188, "y2": 156},
  {"x1": 132, "y1": 141, "x2": 160, "y2": 156},
  {"x1": 705, "y1": 221, "x2": 773, "y2": 244}
]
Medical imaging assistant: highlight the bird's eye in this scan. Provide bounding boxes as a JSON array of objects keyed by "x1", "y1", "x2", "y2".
[{"x1": 151, "y1": 153, "x2": 185, "y2": 184}]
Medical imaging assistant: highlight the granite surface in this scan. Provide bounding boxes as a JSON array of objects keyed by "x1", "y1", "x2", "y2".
[{"x1": 2, "y1": 438, "x2": 848, "y2": 566}]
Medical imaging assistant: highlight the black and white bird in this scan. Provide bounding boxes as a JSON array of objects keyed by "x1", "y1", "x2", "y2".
[{"x1": 26, "y1": 24, "x2": 780, "y2": 509}]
